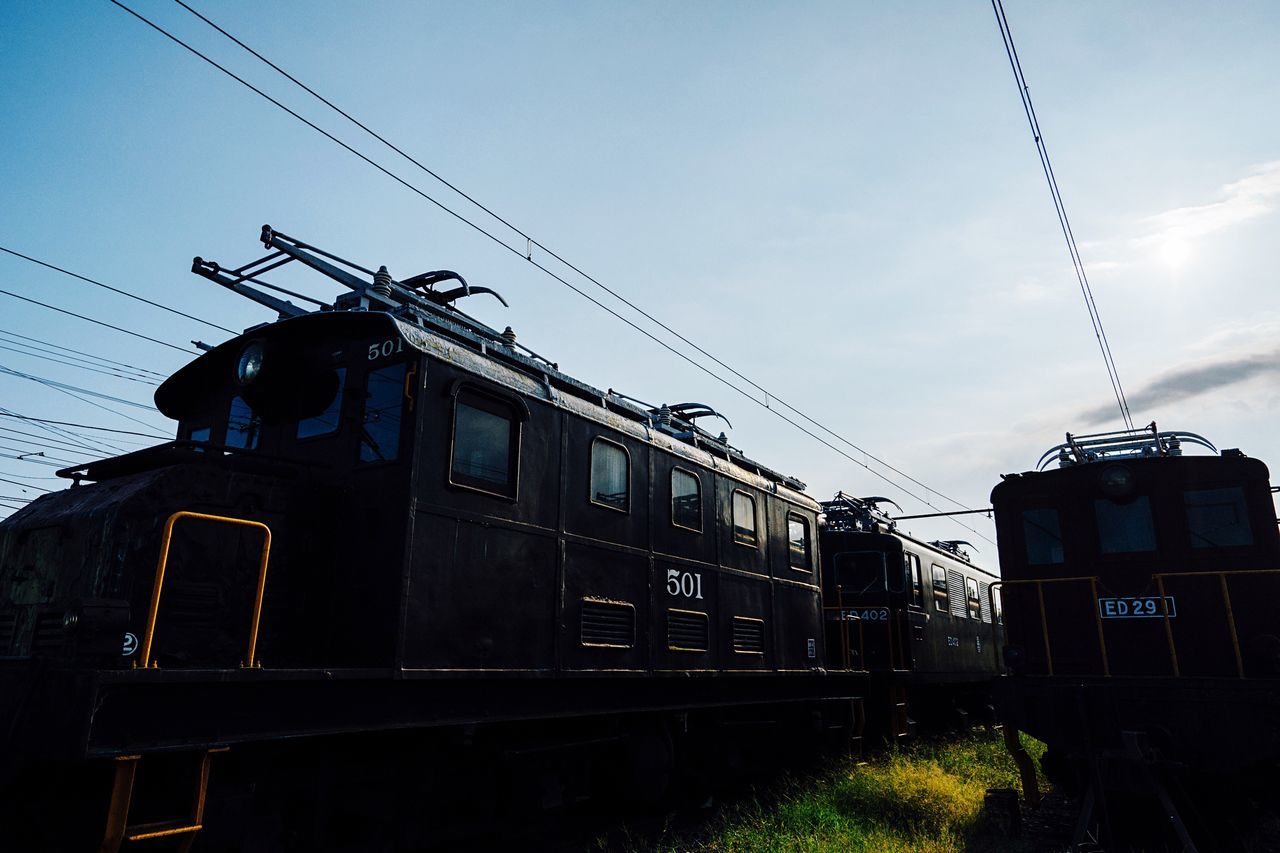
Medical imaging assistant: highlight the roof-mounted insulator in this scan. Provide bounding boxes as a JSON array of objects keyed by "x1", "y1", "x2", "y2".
[
  {"x1": 657, "y1": 404, "x2": 672, "y2": 428},
  {"x1": 372, "y1": 266, "x2": 393, "y2": 298},
  {"x1": 502, "y1": 326, "x2": 517, "y2": 345}
]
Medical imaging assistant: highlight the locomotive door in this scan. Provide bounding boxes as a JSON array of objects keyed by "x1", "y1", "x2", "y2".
[{"x1": 832, "y1": 550, "x2": 903, "y2": 671}]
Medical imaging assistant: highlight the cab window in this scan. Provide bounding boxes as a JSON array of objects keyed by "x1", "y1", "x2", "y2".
[
  {"x1": 1022, "y1": 508, "x2": 1064, "y2": 564},
  {"x1": 931, "y1": 565, "x2": 949, "y2": 614},
  {"x1": 671, "y1": 468, "x2": 701, "y2": 531},
  {"x1": 787, "y1": 514, "x2": 811, "y2": 570},
  {"x1": 905, "y1": 553, "x2": 923, "y2": 607},
  {"x1": 359, "y1": 363, "x2": 406, "y2": 463},
  {"x1": 1184, "y1": 487, "x2": 1253, "y2": 549},
  {"x1": 1095, "y1": 496, "x2": 1156, "y2": 554},
  {"x1": 834, "y1": 551, "x2": 884, "y2": 594},
  {"x1": 298, "y1": 368, "x2": 346, "y2": 439},
  {"x1": 226, "y1": 396, "x2": 260, "y2": 450},
  {"x1": 590, "y1": 438, "x2": 630, "y2": 512},
  {"x1": 450, "y1": 389, "x2": 519, "y2": 498},
  {"x1": 732, "y1": 490, "x2": 757, "y2": 547}
]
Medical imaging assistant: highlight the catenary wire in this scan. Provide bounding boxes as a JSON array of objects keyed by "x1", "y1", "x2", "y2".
[
  {"x1": 0, "y1": 412, "x2": 168, "y2": 440},
  {"x1": 991, "y1": 0, "x2": 1133, "y2": 431},
  {"x1": 0, "y1": 407, "x2": 129, "y2": 455},
  {"x1": 0, "y1": 287, "x2": 195, "y2": 355},
  {"x1": 115, "y1": 0, "x2": 994, "y2": 542},
  {"x1": 0, "y1": 327, "x2": 169, "y2": 378},
  {"x1": 0, "y1": 367, "x2": 168, "y2": 433},
  {"x1": 0, "y1": 343, "x2": 161, "y2": 386},
  {"x1": 0, "y1": 475, "x2": 51, "y2": 493},
  {"x1": 169, "y1": 0, "x2": 982, "y2": 517},
  {"x1": 0, "y1": 246, "x2": 236, "y2": 334}
]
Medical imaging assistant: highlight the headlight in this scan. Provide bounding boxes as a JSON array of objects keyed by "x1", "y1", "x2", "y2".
[
  {"x1": 1098, "y1": 464, "x2": 1135, "y2": 499},
  {"x1": 236, "y1": 342, "x2": 264, "y2": 386}
]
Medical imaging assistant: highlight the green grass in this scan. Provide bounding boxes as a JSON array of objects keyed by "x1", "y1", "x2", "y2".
[{"x1": 648, "y1": 732, "x2": 1047, "y2": 852}]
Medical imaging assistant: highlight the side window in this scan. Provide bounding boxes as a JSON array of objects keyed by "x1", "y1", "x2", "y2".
[
  {"x1": 732, "y1": 490, "x2": 757, "y2": 547},
  {"x1": 1095, "y1": 497, "x2": 1156, "y2": 554},
  {"x1": 298, "y1": 368, "x2": 346, "y2": 439},
  {"x1": 966, "y1": 577, "x2": 981, "y2": 620},
  {"x1": 671, "y1": 467, "x2": 702, "y2": 531},
  {"x1": 450, "y1": 389, "x2": 519, "y2": 498},
  {"x1": 994, "y1": 588, "x2": 1003, "y2": 625},
  {"x1": 931, "y1": 565, "x2": 949, "y2": 614},
  {"x1": 905, "y1": 553, "x2": 923, "y2": 608},
  {"x1": 1022, "y1": 508, "x2": 1064, "y2": 564},
  {"x1": 787, "y1": 514, "x2": 811, "y2": 570},
  {"x1": 226, "y1": 397, "x2": 260, "y2": 450},
  {"x1": 359, "y1": 363, "x2": 406, "y2": 464},
  {"x1": 1184, "y1": 487, "x2": 1253, "y2": 549},
  {"x1": 590, "y1": 438, "x2": 630, "y2": 512}
]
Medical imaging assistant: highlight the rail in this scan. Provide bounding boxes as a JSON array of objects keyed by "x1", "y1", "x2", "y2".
[
  {"x1": 990, "y1": 568, "x2": 1280, "y2": 679},
  {"x1": 135, "y1": 511, "x2": 273, "y2": 669}
]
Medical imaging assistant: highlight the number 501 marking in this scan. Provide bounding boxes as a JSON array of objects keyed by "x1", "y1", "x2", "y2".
[
  {"x1": 368, "y1": 338, "x2": 405, "y2": 360},
  {"x1": 667, "y1": 569, "x2": 704, "y2": 599}
]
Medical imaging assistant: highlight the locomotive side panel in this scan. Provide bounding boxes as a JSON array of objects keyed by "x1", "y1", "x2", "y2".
[{"x1": 653, "y1": 558, "x2": 718, "y2": 670}]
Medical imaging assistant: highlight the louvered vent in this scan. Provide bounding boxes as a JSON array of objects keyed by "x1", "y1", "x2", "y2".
[
  {"x1": 979, "y1": 582, "x2": 993, "y2": 623},
  {"x1": 732, "y1": 616, "x2": 765, "y2": 655},
  {"x1": 0, "y1": 611, "x2": 16, "y2": 655},
  {"x1": 580, "y1": 599, "x2": 635, "y2": 648},
  {"x1": 31, "y1": 611, "x2": 67, "y2": 657},
  {"x1": 947, "y1": 569, "x2": 967, "y2": 619},
  {"x1": 668, "y1": 609, "x2": 709, "y2": 652}
]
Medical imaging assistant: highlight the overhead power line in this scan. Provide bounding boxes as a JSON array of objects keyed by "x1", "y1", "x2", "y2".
[
  {"x1": 0, "y1": 287, "x2": 195, "y2": 354},
  {"x1": 0, "y1": 365, "x2": 167, "y2": 433},
  {"x1": 116, "y1": 0, "x2": 994, "y2": 542},
  {"x1": 0, "y1": 412, "x2": 168, "y2": 440},
  {"x1": 0, "y1": 327, "x2": 169, "y2": 378},
  {"x1": 990, "y1": 0, "x2": 1133, "y2": 431},
  {"x1": 0, "y1": 342, "x2": 160, "y2": 386},
  {"x1": 0, "y1": 474, "x2": 51, "y2": 493},
  {"x1": 0, "y1": 406, "x2": 129, "y2": 455},
  {"x1": 0, "y1": 246, "x2": 236, "y2": 334}
]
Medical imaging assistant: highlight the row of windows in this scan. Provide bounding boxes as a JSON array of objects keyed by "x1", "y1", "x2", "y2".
[
  {"x1": 450, "y1": 388, "x2": 812, "y2": 570},
  {"x1": 1022, "y1": 486, "x2": 1255, "y2": 564},
  {"x1": 924, "y1": 561, "x2": 1000, "y2": 624}
]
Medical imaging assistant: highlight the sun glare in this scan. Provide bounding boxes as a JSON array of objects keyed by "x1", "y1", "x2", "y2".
[{"x1": 1158, "y1": 240, "x2": 1192, "y2": 270}]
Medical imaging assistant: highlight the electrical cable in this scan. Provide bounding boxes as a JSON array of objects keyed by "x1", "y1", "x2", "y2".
[
  {"x1": 0, "y1": 246, "x2": 236, "y2": 334},
  {"x1": 168, "y1": 0, "x2": 982, "y2": 519},
  {"x1": 0, "y1": 343, "x2": 160, "y2": 386},
  {"x1": 117, "y1": 0, "x2": 994, "y2": 542},
  {"x1": 991, "y1": 0, "x2": 1133, "y2": 431},
  {"x1": 0, "y1": 327, "x2": 169, "y2": 378},
  {"x1": 0, "y1": 407, "x2": 128, "y2": 455},
  {"x1": 0, "y1": 287, "x2": 195, "y2": 355},
  {"x1": 0, "y1": 366, "x2": 168, "y2": 433},
  {"x1": 0, "y1": 412, "x2": 168, "y2": 440},
  {"x1": 0, "y1": 475, "x2": 51, "y2": 493}
]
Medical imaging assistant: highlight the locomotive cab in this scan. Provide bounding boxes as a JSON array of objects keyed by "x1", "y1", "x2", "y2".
[{"x1": 992, "y1": 427, "x2": 1280, "y2": 680}]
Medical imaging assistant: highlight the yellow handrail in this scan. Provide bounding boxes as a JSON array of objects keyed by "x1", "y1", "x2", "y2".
[
  {"x1": 1151, "y1": 568, "x2": 1280, "y2": 679},
  {"x1": 135, "y1": 511, "x2": 273, "y2": 670},
  {"x1": 823, "y1": 604, "x2": 868, "y2": 672},
  {"x1": 989, "y1": 576, "x2": 1109, "y2": 677}
]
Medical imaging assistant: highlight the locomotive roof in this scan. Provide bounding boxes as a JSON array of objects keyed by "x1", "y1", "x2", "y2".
[{"x1": 158, "y1": 226, "x2": 814, "y2": 505}]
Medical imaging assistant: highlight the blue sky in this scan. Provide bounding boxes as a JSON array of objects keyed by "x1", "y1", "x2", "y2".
[{"x1": 1, "y1": 1, "x2": 1277, "y2": 549}]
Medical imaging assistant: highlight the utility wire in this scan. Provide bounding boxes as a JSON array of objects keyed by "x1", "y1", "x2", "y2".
[
  {"x1": 0, "y1": 475, "x2": 51, "y2": 493},
  {"x1": 0, "y1": 366, "x2": 156, "y2": 411},
  {"x1": 0, "y1": 343, "x2": 160, "y2": 386},
  {"x1": 0, "y1": 327, "x2": 169, "y2": 378},
  {"x1": 0, "y1": 412, "x2": 168, "y2": 440},
  {"x1": 991, "y1": 0, "x2": 1133, "y2": 431},
  {"x1": 120, "y1": 0, "x2": 993, "y2": 541},
  {"x1": 0, "y1": 425, "x2": 126, "y2": 454},
  {"x1": 168, "y1": 0, "x2": 981, "y2": 519},
  {"x1": 0, "y1": 366, "x2": 167, "y2": 432},
  {"x1": 0, "y1": 245, "x2": 236, "y2": 334},
  {"x1": 0, "y1": 407, "x2": 128, "y2": 455},
  {"x1": 0, "y1": 287, "x2": 195, "y2": 355}
]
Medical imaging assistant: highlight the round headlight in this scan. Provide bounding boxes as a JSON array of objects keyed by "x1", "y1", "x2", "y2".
[
  {"x1": 1099, "y1": 464, "x2": 1135, "y2": 499},
  {"x1": 236, "y1": 342, "x2": 264, "y2": 386}
]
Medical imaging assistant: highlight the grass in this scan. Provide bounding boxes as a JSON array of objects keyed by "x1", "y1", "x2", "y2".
[{"x1": 646, "y1": 732, "x2": 1048, "y2": 852}]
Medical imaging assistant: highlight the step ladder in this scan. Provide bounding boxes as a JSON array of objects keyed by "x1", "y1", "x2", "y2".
[{"x1": 99, "y1": 748, "x2": 228, "y2": 853}]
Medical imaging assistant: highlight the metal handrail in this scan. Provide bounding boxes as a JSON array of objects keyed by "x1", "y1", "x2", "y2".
[
  {"x1": 988, "y1": 576, "x2": 1110, "y2": 677},
  {"x1": 823, "y1": 601, "x2": 868, "y2": 673},
  {"x1": 1151, "y1": 568, "x2": 1280, "y2": 678},
  {"x1": 135, "y1": 511, "x2": 273, "y2": 669}
]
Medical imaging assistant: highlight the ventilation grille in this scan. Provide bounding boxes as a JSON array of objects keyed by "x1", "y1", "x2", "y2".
[
  {"x1": 947, "y1": 570, "x2": 967, "y2": 619},
  {"x1": 0, "y1": 611, "x2": 16, "y2": 655},
  {"x1": 580, "y1": 599, "x2": 635, "y2": 648},
  {"x1": 979, "y1": 582, "x2": 993, "y2": 623},
  {"x1": 732, "y1": 616, "x2": 765, "y2": 655},
  {"x1": 668, "y1": 609, "x2": 709, "y2": 652},
  {"x1": 31, "y1": 611, "x2": 66, "y2": 657}
]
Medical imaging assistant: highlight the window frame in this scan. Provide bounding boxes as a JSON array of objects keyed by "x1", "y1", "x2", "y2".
[
  {"x1": 357, "y1": 361, "x2": 408, "y2": 466},
  {"x1": 448, "y1": 385, "x2": 523, "y2": 500},
  {"x1": 965, "y1": 576, "x2": 981, "y2": 620},
  {"x1": 931, "y1": 564, "x2": 949, "y2": 615},
  {"x1": 787, "y1": 512, "x2": 812, "y2": 571},
  {"x1": 905, "y1": 552, "x2": 924, "y2": 609},
  {"x1": 731, "y1": 489, "x2": 759, "y2": 548},
  {"x1": 670, "y1": 466, "x2": 703, "y2": 532},
  {"x1": 588, "y1": 436, "x2": 631, "y2": 513}
]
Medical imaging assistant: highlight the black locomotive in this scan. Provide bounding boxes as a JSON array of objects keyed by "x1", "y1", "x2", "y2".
[
  {"x1": 0, "y1": 227, "x2": 875, "y2": 850},
  {"x1": 819, "y1": 494, "x2": 1002, "y2": 737},
  {"x1": 990, "y1": 426, "x2": 1280, "y2": 841}
]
